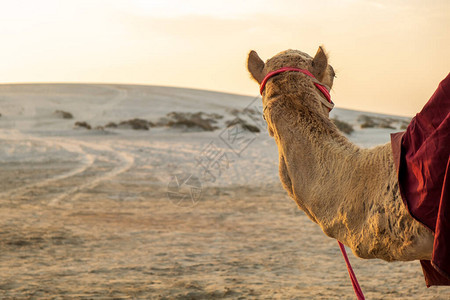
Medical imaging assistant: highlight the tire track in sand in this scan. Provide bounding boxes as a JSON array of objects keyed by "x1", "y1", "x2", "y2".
[
  {"x1": 0, "y1": 136, "x2": 134, "y2": 205},
  {"x1": 0, "y1": 137, "x2": 95, "y2": 201},
  {"x1": 47, "y1": 140, "x2": 135, "y2": 205}
]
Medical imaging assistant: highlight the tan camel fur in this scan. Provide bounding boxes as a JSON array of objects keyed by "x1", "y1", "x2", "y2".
[{"x1": 247, "y1": 47, "x2": 434, "y2": 262}]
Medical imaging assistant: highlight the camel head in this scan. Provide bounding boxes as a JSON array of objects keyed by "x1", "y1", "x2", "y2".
[
  {"x1": 247, "y1": 47, "x2": 335, "y2": 88},
  {"x1": 247, "y1": 47, "x2": 335, "y2": 118}
]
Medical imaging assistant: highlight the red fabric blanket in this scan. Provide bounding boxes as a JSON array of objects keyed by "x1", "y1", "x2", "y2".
[{"x1": 391, "y1": 73, "x2": 450, "y2": 287}]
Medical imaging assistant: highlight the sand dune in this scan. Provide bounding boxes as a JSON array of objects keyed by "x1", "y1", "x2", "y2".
[{"x1": 0, "y1": 84, "x2": 447, "y2": 299}]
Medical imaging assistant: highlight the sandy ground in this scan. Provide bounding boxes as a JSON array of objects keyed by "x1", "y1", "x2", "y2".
[
  {"x1": 0, "y1": 84, "x2": 448, "y2": 299},
  {"x1": 1, "y1": 135, "x2": 449, "y2": 300}
]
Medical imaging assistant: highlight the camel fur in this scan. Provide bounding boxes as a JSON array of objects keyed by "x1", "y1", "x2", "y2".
[{"x1": 247, "y1": 47, "x2": 434, "y2": 262}]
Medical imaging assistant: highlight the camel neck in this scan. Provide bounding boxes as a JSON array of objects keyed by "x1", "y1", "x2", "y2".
[
  {"x1": 264, "y1": 89, "x2": 365, "y2": 238},
  {"x1": 265, "y1": 90, "x2": 356, "y2": 155}
]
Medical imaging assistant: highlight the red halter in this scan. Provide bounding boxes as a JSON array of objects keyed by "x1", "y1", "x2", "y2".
[{"x1": 259, "y1": 67, "x2": 333, "y2": 110}]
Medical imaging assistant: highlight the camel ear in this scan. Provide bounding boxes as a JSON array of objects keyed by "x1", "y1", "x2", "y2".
[
  {"x1": 247, "y1": 50, "x2": 265, "y2": 84},
  {"x1": 312, "y1": 46, "x2": 328, "y2": 81}
]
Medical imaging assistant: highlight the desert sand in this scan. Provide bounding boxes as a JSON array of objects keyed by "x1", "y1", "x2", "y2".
[{"x1": 0, "y1": 84, "x2": 448, "y2": 299}]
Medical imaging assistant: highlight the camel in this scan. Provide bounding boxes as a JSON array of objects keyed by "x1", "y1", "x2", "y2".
[{"x1": 247, "y1": 47, "x2": 434, "y2": 262}]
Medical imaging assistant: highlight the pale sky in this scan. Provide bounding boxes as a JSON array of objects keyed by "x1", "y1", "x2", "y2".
[{"x1": 1, "y1": 0, "x2": 449, "y2": 116}]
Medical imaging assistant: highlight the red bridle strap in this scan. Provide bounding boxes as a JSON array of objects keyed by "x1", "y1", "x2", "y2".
[{"x1": 259, "y1": 67, "x2": 333, "y2": 108}]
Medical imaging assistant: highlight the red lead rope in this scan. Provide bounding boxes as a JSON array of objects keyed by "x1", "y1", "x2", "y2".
[{"x1": 338, "y1": 241, "x2": 365, "y2": 299}]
